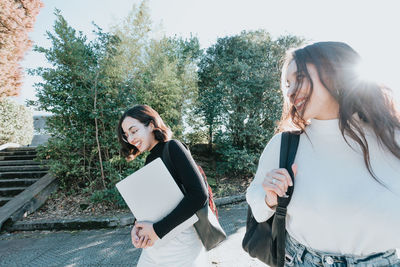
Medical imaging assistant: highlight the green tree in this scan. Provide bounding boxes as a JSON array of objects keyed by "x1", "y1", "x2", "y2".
[
  {"x1": 108, "y1": 0, "x2": 152, "y2": 81},
  {"x1": 197, "y1": 30, "x2": 303, "y2": 175},
  {"x1": 134, "y1": 36, "x2": 202, "y2": 138},
  {"x1": 28, "y1": 10, "x2": 142, "y2": 199},
  {"x1": 27, "y1": 7, "x2": 202, "y2": 205},
  {"x1": 110, "y1": 1, "x2": 202, "y2": 138},
  {"x1": 197, "y1": 45, "x2": 226, "y2": 147}
]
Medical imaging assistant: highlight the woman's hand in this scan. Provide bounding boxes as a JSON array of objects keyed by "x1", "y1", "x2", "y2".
[
  {"x1": 262, "y1": 164, "x2": 297, "y2": 208},
  {"x1": 131, "y1": 223, "x2": 153, "y2": 249},
  {"x1": 135, "y1": 221, "x2": 159, "y2": 248}
]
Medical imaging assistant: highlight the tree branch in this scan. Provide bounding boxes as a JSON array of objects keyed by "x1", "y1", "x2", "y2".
[{"x1": 93, "y1": 71, "x2": 106, "y2": 189}]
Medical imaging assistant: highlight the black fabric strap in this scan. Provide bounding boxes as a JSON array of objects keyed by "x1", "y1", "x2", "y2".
[
  {"x1": 162, "y1": 141, "x2": 186, "y2": 194},
  {"x1": 277, "y1": 132, "x2": 300, "y2": 208}
]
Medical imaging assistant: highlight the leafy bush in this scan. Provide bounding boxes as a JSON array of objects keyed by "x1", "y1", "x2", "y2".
[
  {"x1": 197, "y1": 31, "x2": 304, "y2": 176},
  {"x1": 28, "y1": 8, "x2": 199, "y2": 204},
  {"x1": 183, "y1": 129, "x2": 208, "y2": 146},
  {"x1": 214, "y1": 135, "x2": 260, "y2": 176},
  {"x1": 0, "y1": 98, "x2": 34, "y2": 146},
  {"x1": 28, "y1": 10, "x2": 140, "y2": 195}
]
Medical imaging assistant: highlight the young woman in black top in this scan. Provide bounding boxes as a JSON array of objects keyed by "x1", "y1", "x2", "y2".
[{"x1": 117, "y1": 105, "x2": 209, "y2": 267}]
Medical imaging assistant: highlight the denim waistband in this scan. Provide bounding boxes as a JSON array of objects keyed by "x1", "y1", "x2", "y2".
[{"x1": 285, "y1": 234, "x2": 400, "y2": 267}]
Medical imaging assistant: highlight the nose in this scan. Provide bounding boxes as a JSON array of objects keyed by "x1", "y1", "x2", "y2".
[
  {"x1": 286, "y1": 84, "x2": 296, "y2": 99},
  {"x1": 285, "y1": 87, "x2": 296, "y2": 104}
]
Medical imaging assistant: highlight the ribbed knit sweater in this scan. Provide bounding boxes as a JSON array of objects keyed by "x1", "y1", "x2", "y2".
[{"x1": 246, "y1": 118, "x2": 400, "y2": 255}]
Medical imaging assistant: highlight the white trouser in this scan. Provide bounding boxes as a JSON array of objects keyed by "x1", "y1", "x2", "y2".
[{"x1": 137, "y1": 226, "x2": 209, "y2": 267}]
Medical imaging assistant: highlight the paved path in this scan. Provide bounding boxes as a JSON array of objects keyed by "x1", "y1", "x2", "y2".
[{"x1": 0, "y1": 202, "x2": 266, "y2": 267}]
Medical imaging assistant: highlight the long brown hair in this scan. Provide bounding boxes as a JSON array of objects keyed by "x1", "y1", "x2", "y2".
[
  {"x1": 279, "y1": 41, "x2": 400, "y2": 184},
  {"x1": 117, "y1": 105, "x2": 172, "y2": 160}
]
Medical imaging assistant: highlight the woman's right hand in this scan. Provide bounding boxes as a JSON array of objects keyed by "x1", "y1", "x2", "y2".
[
  {"x1": 262, "y1": 164, "x2": 297, "y2": 208},
  {"x1": 131, "y1": 224, "x2": 152, "y2": 249}
]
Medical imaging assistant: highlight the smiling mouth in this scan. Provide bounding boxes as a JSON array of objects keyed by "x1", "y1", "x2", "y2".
[
  {"x1": 132, "y1": 141, "x2": 142, "y2": 150},
  {"x1": 294, "y1": 98, "x2": 306, "y2": 110}
]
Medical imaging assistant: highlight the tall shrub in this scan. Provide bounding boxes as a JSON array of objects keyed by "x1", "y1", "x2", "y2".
[
  {"x1": 28, "y1": 7, "x2": 201, "y2": 204},
  {"x1": 197, "y1": 31, "x2": 304, "y2": 175},
  {"x1": 28, "y1": 10, "x2": 142, "y2": 197},
  {"x1": 110, "y1": 1, "x2": 202, "y2": 139}
]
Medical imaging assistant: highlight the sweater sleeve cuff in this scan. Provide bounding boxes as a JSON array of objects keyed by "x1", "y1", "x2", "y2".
[
  {"x1": 153, "y1": 221, "x2": 165, "y2": 239},
  {"x1": 246, "y1": 190, "x2": 276, "y2": 223}
]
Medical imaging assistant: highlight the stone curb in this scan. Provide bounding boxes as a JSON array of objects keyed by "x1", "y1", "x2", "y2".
[
  {"x1": 4, "y1": 194, "x2": 246, "y2": 232},
  {"x1": 214, "y1": 193, "x2": 245, "y2": 206}
]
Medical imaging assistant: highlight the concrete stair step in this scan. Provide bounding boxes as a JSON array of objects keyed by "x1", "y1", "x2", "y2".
[
  {"x1": 192, "y1": 160, "x2": 215, "y2": 171},
  {"x1": 0, "y1": 178, "x2": 39, "y2": 187},
  {"x1": 0, "y1": 173, "x2": 58, "y2": 230},
  {"x1": 0, "y1": 155, "x2": 37, "y2": 161},
  {"x1": 0, "y1": 197, "x2": 13, "y2": 207},
  {"x1": 193, "y1": 155, "x2": 214, "y2": 162},
  {"x1": 195, "y1": 161, "x2": 213, "y2": 168},
  {"x1": 194, "y1": 162, "x2": 214, "y2": 171},
  {"x1": 0, "y1": 160, "x2": 46, "y2": 166},
  {"x1": 0, "y1": 151, "x2": 37, "y2": 156},
  {"x1": 0, "y1": 165, "x2": 49, "y2": 172},
  {"x1": 0, "y1": 171, "x2": 48, "y2": 179},
  {"x1": 0, "y1": 187, "x2": 26, "y2": 197}
]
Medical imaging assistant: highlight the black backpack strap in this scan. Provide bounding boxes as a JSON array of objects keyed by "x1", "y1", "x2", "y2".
[
  {"x1": 162, "y1": 141, "x2": 186, "y2": 194},
  {"x1": 276, "y1": 131, "x2": 300, "y2": 267},
  {"x1": 162, "y1": 141, "x2": 174, "y2": 176},
  {"x1": 277, "y1": 132, "x2": 300, "y2": 209}
]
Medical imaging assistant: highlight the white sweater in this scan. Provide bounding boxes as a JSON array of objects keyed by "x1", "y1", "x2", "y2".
[{"x1": 246, "y1": 118, "x2": 400, "y2": 255}]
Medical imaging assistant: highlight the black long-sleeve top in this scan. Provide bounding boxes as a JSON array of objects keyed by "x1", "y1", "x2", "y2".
[{"x1": 144, "y1": 139, "x2": 208, "y2": 239}]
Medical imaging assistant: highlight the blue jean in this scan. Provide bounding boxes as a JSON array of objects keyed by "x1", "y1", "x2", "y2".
[{"x1": 284, "y1": 234, "x2": 400, "y2": 267}]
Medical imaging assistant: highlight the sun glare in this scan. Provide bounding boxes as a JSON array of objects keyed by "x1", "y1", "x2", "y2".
[
  {"x1": 355, "y1": 58, "x2": 400, "y2": 105},
  {"x1": 355, "y1": 59, "x2": 384, "y2": 84}
]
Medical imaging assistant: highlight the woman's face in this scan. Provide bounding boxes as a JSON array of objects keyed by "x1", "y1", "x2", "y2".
[
  {"x1": 121, "y1": 117, "x2": 157, "y2": 152},
  {"x1": 283, "y1": 60, "x2": 339, "y2": 121}
]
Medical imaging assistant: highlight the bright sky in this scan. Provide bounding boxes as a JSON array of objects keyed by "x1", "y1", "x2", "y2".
[{"x1": 13, "y1": 0, "x2": 400, "y2": 114}]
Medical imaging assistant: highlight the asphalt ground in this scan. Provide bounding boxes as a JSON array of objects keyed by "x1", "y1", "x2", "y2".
[{"x1": 0, "y1": 201, "x2": 266, "y2": 267}]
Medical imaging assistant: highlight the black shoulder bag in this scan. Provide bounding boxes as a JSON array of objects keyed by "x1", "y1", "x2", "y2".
[
  {"x1": 162, "y1": 140, "x2": 226, "y2": 251},
  {"x1": 242, "y1": 132, "x2": 300, "y2": 267}
]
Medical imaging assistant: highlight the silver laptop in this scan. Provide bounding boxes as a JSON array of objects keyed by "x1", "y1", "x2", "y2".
[{"x1": 116, "y1": 157, "x2": 198, "y2": 247}]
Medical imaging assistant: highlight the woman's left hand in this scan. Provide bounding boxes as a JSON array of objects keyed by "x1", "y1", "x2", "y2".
[{"x1": 135, "y1": 221, "x2": 159, "y2": 248}]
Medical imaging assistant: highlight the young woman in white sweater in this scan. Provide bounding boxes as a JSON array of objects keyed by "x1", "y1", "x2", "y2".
[{"x1": 246, "y1": 42, "x2": 400, "y2": 266}]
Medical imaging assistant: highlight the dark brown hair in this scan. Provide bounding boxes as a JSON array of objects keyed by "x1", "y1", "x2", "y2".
[
  {"x1": 279, "y1": 41, "x2": 400, "y2": 184},
  {"x1": 117, "y1": 105, "x2": 172, "y2": 160}
]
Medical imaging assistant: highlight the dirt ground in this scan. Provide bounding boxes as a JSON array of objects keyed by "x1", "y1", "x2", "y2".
[{"x1": 22, "y1": 176, "x2": 253, "y2": 221}]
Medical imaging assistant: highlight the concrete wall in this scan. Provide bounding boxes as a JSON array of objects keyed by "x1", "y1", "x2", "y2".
[{"x1": 30, "y1": 115, "x2": 51, "y2": 147}]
